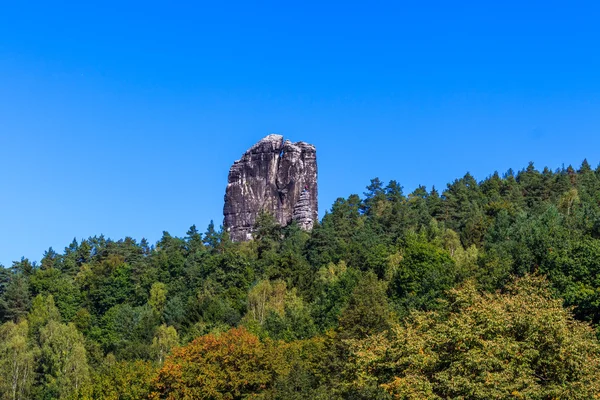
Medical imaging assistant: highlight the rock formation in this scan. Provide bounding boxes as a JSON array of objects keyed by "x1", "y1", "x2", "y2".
[
  {"x1": 292, "y1": 189, "x2": 314, "y2": 231},
  {"x1": 223, "y1": 134, "x2": 318, "y2": 241}
]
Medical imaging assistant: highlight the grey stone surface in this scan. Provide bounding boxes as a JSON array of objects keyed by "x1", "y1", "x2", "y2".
[
  {"x1": 292, "y1": 188, "x2": 315, "y2": 231},
  {"x1": 223, "y1": 135, "x2": 318, "y2": 241}
]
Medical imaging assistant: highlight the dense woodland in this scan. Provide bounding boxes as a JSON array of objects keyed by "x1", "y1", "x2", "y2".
[{"x1": 3, "y1": 161, "x2": 600, "y2": 399}]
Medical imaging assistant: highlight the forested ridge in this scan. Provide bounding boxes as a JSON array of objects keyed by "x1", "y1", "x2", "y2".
[{"x1": 3, "y1": 161, "x2": 600, "y2": 399}]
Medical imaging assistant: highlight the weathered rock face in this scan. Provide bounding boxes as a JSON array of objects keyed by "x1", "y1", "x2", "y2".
[
  {"x1": 292, "y1": 189, "x2": 314, "y2": 231},
  {"x1": 223, "y1": 134, "x2": 318, "y2": 241}
]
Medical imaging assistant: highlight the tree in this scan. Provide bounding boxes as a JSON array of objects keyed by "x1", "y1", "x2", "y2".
[
  {"x1": 351, "y1": 275, "x2": 600, "y2": 399},
  {"x1": 38, "y1": 321, "x2": 90, "y2": 399},
  {"x1": 427, "y1": 186, "x2": 442, "y2": 219},
  {"x1": 98, "y1": 303, "x2": 156, "y2": 359},
  {"x1": 363, "y1": 178, "x2": 386, "y2": 217},
  {"x1": 253, "y1": 211, "x2": 282, "y2": 259},
  {"x1": 76, "y1": 255, "x2": 135, "y2": 315},
  {"x1": 311, "y1": 265, "x2": 361, "y2": 332},
  {"x1": 27, "y1": 294, "x2": 61, "y2": 340},
  {"x1": 11, "y1": 259, "x2": 34, "y2": 276},
  {"x1": 264, "y1": 337, "x2": 330, "y2": 400},
  {"x1": 151, "y1": 324, "x2": 179, "y2": 364},
  {"x1": 203, "y1": 221, "x2": 223, "y2": 253},
  {"x1": 29, "y1": 268, "x2": 81, "y2": 322},
  {"x1": 389, "y1": 233, "x2": 457, "y2": 314},
  {"x1": 314, "y1": 272, "x2": 395, "y2": 399},
  {"x1": 1, "y1": 275, "x2": 31, "y2": 323},
  {"x1": 149, "y1": 282, "x2": 168, "y2": 317},
  {"x1": 40, "y1": 247, "x2": 59, "y2": 271},
  {"x1": 151, "y1": 327, "x2": 283, "y2": 400},
  {"x1": 246, "y1": 280, "x2": 287, "y2": 326},
  {"x1": 0, "y1": 320, "x2": 36, "y2": 400},
  {"x1": 337, "y1": 272, "x2": 391, "y2": 340},
  {"x1": 559, "y1": 188, "x2": 581, "y2": 216},
  {"x1": 185, "y1": 225, "x2": 204, "y2": 254},
  {"x1": 91, "y1": 355, "x2": 156, "y2": 400}
]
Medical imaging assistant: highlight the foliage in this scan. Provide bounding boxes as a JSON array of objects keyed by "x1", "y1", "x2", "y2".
[
  {"x1": 151, "y1": 324, "x2": 179, "y2": 364},
  {"x1": 38, "y1": 320, "x2": 90, "y2": 399},
  {"x1": 0, "y1": 275, "x2": 31, "y2": 323},
  {"x1": 351, "y1": 275, "x2": 600, "y2": 399},
  {"x1": 0, "y1": 320, "x2": 37, "y2": 400},
  {"x1": 91, "y1": 355, "x2": 156, "y2": 400},
  {"x1": 337, "y1": 272, "x2": 392, "y2": 340},
  {"x1": 3, "y1": 160, "x2": 600, "y2": 397},
  {"x1": 389, "y1": 233, "x2": 458, "y2": 315},
  {"x1": 151, "y1": 327, "x2": 283, "y2": 399}
]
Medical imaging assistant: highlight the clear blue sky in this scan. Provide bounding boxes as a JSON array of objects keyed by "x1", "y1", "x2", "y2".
[{"x1": 1, "y1": 1, "x2": 599, "y2": 266}]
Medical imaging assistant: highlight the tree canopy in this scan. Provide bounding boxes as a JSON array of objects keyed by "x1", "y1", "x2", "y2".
[{"x1": 2, "y1": 160, "x2": 600, "y2": 398}]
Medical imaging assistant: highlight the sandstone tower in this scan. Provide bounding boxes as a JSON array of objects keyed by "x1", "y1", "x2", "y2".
[{"x1": 223, "y1": 135, "x2": 318, "y2": 241}]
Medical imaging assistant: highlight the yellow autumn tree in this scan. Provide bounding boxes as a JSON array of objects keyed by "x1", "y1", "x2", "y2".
[
  {"x1": 150, "y1": 327, "x2": 286, "y2": 400},
  {"x1": 351, "y1": 274, "x2": 600, "y2": 399}
]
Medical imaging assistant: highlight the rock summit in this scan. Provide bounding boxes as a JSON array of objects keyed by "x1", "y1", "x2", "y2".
[{"x1": 223, "y1": 135, "x2": 318, "y2": 241}]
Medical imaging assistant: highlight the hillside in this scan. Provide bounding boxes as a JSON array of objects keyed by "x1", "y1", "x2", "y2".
[{"x1": 2, "y1": 161, "x2": 600, "y2": 399}]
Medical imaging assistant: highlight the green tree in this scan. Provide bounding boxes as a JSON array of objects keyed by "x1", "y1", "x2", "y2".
[
  {"x1": 337, "y1": 272, "x2": 392, "y2": 340},
  {"x1": 38, "y1": 321, "x2": 90, "y2": 399},
  {"x1": 40, "y1": 248, "x2": 59, "y2": 271},
  {"x1": 203, "y1": 220, "x2": 219, "y2": 248},
  {"x1": 0, "y1": 275, "x2": 31, "y2": 323},
  {"x1": 261, "y1": 288, "x2": 317, "y2": 341},
  {"x1": 246, "y1": 280, "x2": 287, "y2": 327},
  {"x1": 363, "y1": 177, "x2": 387, "y2": 218},
  {"x1": 185, "y1": 225, "x2": 204, "y2": 254},
  {"x1": 76, "y1": 255, "x2": 135, "y2": 315},
  {"x1": 151, "y1": 324, "x2": 179, "y2": 364},
  {"x1": 97, "y1": 303, "x2": 156, "y2": 359},
  {"x1": 559, "y1": 187, "x2": 581, "y2": 216},
  {"x1": 27, "y1": 294, "x2": 61, "y2": 340},
  {"x1": 0, "y1": 320, "x2": 37, "y2": 400},
  {"x1": 11, "y1": 259, "x2": 34, "y2": 277},
  {"x1": 253, "y1": 211, "x2": 282, "y2": 261},
  {"x1": 389, "y1": 233, "x2": 457, "y2": 314},
  {"x1": 149, "y1": 282, "x2": 168, "y2": 317},
  {"x1": 311, "y1": 265, "x2": 361, "y2": 332},
  {"x1": 29, "y1": 269, "x2": 81, "y2": 321}
]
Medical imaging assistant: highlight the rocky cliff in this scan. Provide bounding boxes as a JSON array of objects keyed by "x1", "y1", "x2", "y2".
[{"x1": 223, "y1": 135, "x2": 318, "y2": 241}]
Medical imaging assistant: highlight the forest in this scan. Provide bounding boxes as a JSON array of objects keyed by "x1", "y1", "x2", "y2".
[{"x1": 2, "y1": 161, "x2": 600, "y2": 399}]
